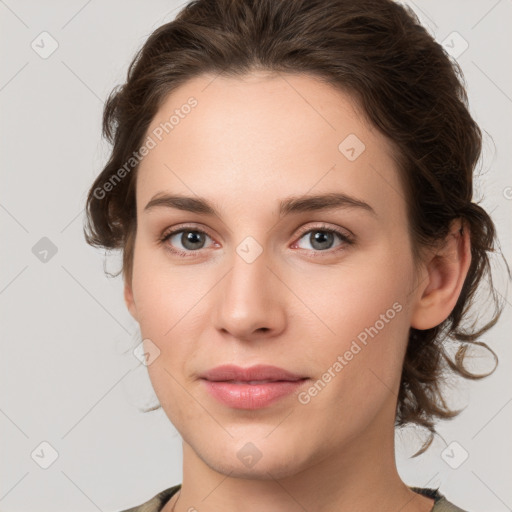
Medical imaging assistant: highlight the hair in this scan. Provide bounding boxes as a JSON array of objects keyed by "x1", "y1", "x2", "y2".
[{"x1": 84, "y1": 0, "x2": 508, "y2": 455}]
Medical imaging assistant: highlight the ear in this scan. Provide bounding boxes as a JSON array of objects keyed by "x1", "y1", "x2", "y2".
[
  {"x1": 410, "y1": 219, "x2": 471, "y2": 330},
  {"x1": 124, "y1": 279, "x2": 138, "y2": 322}
]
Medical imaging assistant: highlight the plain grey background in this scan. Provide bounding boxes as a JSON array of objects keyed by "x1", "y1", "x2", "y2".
[{"x1": 1, "y1": 1, "x2": 511, "y2": 511}]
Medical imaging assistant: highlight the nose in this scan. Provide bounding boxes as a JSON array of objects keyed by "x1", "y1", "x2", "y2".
[{"x1": 212, "y1": 244, "x2": 287, "y2": 342}]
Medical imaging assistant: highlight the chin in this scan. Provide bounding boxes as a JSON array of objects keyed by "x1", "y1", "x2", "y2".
[
  {"x1": 193, "y1": 435, "x2": 312, "y2": 481},
  {"x1": 203, "y1": 453, "x2": 303, "y2": 481}
]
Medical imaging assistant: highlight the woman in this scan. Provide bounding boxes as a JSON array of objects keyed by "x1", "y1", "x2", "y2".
[{"x1": 84, "y1": 0, "x2": 506, "y2": 510}]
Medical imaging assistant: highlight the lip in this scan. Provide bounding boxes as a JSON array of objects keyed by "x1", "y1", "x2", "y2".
[
  {"x1": 200, "y1": 364, "x2": 306, "y2": 382},
  {"x1": 200, "y1": 364, "x2": 309, "y2": 410}
]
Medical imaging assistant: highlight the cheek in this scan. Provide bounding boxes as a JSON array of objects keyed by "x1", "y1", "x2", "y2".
[
  {"x1": 294, "y1": 266, "x2": 411, "y2": 442},
  {"x1": 130, "y1": 241, "x2": 186, "y2": 333},
  {"x1": 307, "y1": 244, "x2": 414, "y2": 389},
  {"x1": 305, "y1": 242, "x2": 412, "y2": 339}
]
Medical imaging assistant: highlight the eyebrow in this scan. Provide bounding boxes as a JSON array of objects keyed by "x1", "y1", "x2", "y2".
[{"x1": 143, "y1": 192, "x2": 377, "y2": 217}]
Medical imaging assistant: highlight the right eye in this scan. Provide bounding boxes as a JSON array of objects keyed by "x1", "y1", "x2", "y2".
[{"x1": 159, "y1": 227, "x2": 216, "y2": 257}]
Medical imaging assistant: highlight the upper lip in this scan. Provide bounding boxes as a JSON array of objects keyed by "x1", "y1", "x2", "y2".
[{"x1": 200, "y1": 364, "x2": 307, "y2": 382}]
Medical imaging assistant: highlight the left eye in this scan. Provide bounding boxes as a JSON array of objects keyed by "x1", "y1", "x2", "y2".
[
  {"x1": 294, "y1": 228, "x2": 351, "y2": 252},
  {"x1": 160, "y1": 226, "x2": 352, "y2": 256}
]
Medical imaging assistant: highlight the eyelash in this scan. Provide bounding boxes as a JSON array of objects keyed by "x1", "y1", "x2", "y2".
[{"x1": 158, "y1": 223, "x2": 354, "y2": 259}]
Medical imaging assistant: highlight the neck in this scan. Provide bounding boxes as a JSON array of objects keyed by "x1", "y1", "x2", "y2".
[{"x1": 164, "y1": 402, "x2": 434, "y2": 512}]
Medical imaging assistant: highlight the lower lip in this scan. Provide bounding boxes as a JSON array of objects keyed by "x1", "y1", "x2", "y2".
[{"x1": 201, "y1": 379, "x2": 308, "y2": 409}]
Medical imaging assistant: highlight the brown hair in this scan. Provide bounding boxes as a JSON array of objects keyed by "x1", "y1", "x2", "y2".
[{"x1": 83, "y1": 0, "x2": 508, "y2": 454}]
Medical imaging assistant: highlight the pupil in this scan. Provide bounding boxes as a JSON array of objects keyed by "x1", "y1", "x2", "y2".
[
  {"x1": 183, "y1": 231, "x2": 204, "y2": 249},
  {"x1": 312, "y1": 231, "x2": 333, "y2": 250}
]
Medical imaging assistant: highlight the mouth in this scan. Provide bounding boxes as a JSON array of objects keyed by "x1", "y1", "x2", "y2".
[
  {"x1": 215, "y1": 379, "x2": 303, "y2": 384},
  {"x1": 199, "y1": 363, "x2": 307, "y2": 382},
  {"x1": 201, "y1": 379, "x2": 309, "y2": 409},
  {"x1": 199, "y1": 364, "x2": 309, "y2": 409}
]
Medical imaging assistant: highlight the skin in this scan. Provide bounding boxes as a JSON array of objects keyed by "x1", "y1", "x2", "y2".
[{"x1": 124, "y1": 71, "x2": 471, "y2": 512}]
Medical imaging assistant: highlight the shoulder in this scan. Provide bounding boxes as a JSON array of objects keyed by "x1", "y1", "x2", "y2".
[
  {"x1": 411, "y1": 487, "x2": 468, "y2": 512},
  {"x1": 118, "y1": 484, "x2": 469, "y2": 512},
  {"x1": 118, "y1": 484, "x2": 181, "y2": 512}
]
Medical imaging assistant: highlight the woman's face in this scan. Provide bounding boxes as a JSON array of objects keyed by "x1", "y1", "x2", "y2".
[{"x1": 125, "y1": 71, "x2": 424, "y2": 478}]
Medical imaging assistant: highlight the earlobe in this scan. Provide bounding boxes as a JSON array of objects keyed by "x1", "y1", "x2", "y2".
[
  {"x1": 124, "y1": 281, "x2": 138, "y2": 322},
  {"x1": 410, "y1": 219, "x2": 471, "y2": 330}
]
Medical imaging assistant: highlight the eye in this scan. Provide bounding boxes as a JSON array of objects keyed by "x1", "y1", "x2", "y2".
[
  {"x1": 159, "y1": 223, "x2": 354, "y2": 258},
  {"x1": 159, "y1": 226, "x2": 215, "y2": 257},
  {"x1": 293, "y1": 224, "x2": 353, "y2": 254}
]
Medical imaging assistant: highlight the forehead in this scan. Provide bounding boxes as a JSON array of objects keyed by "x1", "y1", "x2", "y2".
[{"x1": 136, "y1": 72, "x2": 406, "y2": 224}]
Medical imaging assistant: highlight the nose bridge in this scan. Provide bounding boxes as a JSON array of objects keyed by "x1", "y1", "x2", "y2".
[
  {"x1": 225, "y1": 234, "x2": 274, "y2": 309},
  {"x1": 213, "y1": 232, "x2": 285, "y2": 337}
]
